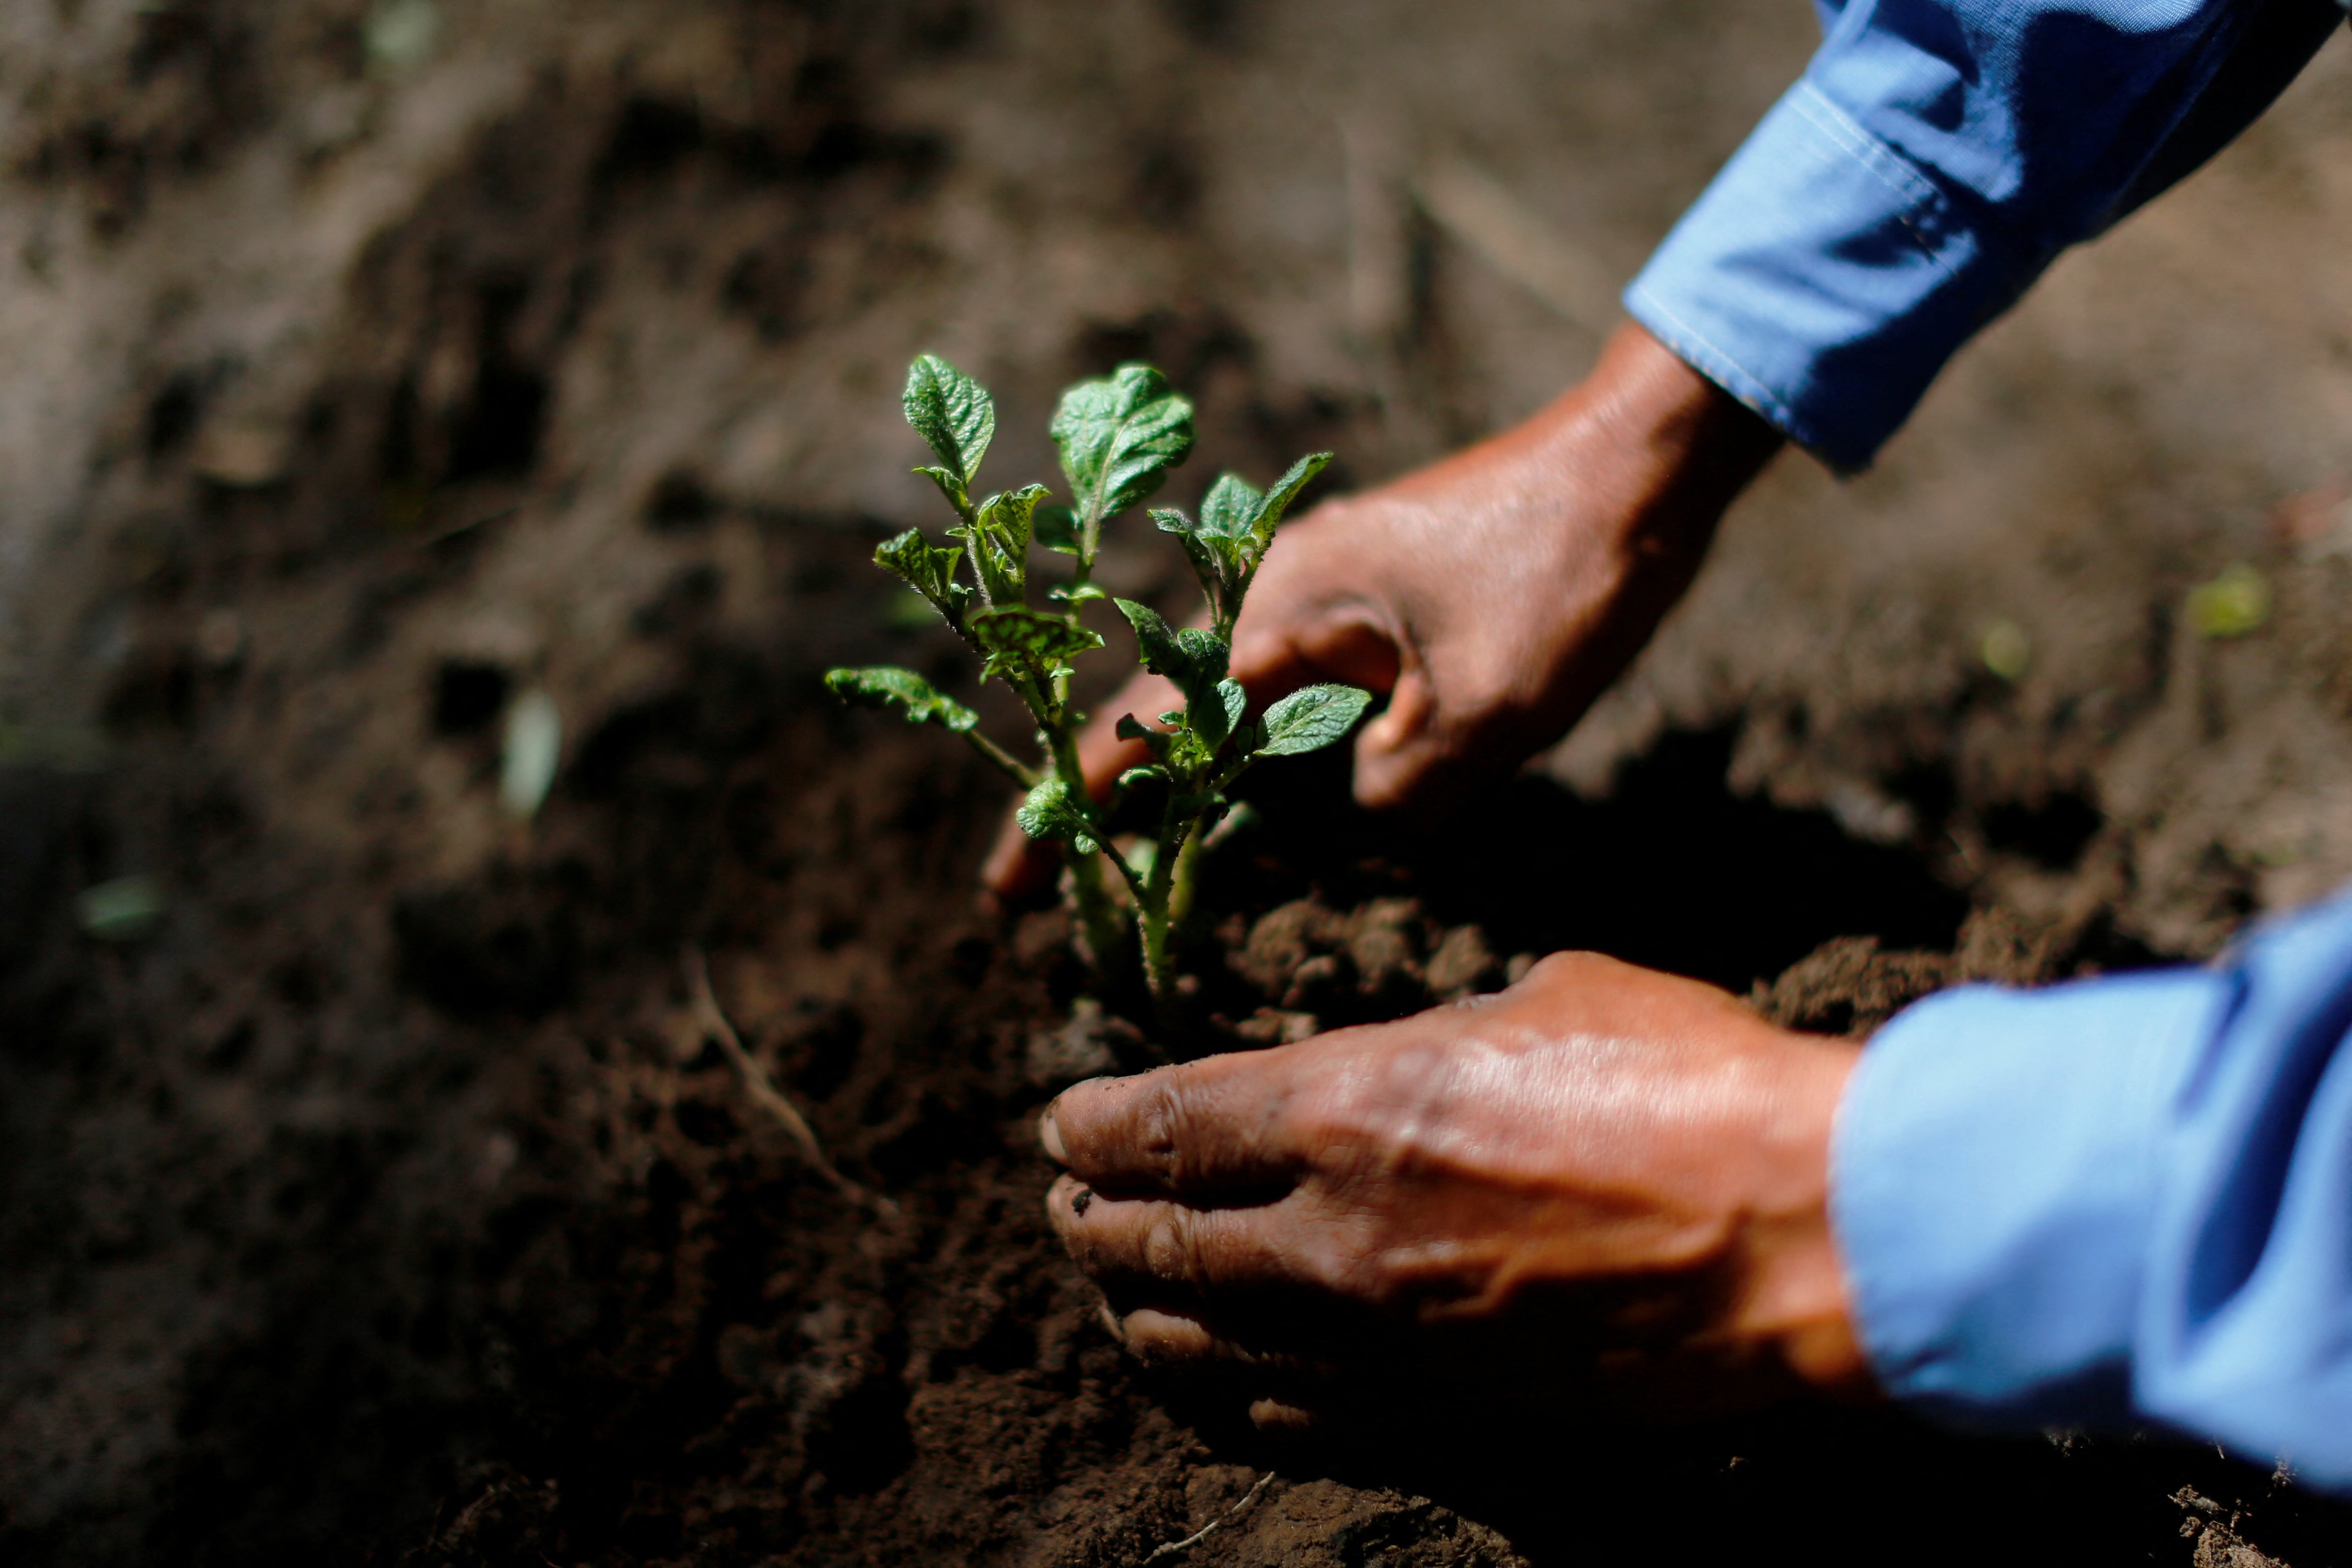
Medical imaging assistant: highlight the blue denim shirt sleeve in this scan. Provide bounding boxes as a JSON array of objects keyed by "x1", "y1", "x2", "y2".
[
  {"x1": 1625, "y1": 0, "x2": 2343, "y2": 469},
  {"x1": 1834, "y1": 887, "x2": 2352, "y2": 1489}
]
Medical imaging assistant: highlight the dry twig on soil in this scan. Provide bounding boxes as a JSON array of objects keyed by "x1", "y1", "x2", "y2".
[
  {"x1": 1139, "y1": 1472, "x2": 1275, "y2": 1564},
  {"x1": 682, "y1": 947, "x2": 896, "y2": 1216}
]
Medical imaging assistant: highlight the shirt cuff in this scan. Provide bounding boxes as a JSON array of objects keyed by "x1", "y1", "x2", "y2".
[
  {"x1": 1624, "y1": 80, "x2": 2032, "y2": 472},
  {"x1": 1831, "y1": 971, "x2": 2224, "y2": 1426}
]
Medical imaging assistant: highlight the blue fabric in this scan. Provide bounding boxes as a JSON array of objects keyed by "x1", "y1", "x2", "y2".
[
  {"x1": 1625, "y1": 0, "x2": 2343, "y2": 469},
  {"x1": 1835, "y1": 888, "x2": 2352, "y2": 1489}
]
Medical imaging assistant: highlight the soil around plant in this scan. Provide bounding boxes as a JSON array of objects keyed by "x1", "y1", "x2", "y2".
[{"x1": 7, "y1": 2, "x2": 2352, "y2": 1566}]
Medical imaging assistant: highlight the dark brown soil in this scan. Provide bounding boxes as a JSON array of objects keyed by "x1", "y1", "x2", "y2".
[{"x1": 7, "y1": 3, "x2": 2352, "y2": 1565}]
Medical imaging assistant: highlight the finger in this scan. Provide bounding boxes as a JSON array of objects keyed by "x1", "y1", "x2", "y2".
[
  {"x1": 1044, "y1": 1050, "x2": 1304, "y2": 1194},
  {"x1": 1116, "y1": 1307, "x2": 1316, "y2": 1372},
  {"x1": 1249, "y1": 1397, "x2": 1320, "y2": 1433},
  {"x1": 1348, "y1": 666, "x2": 1453, "y2": 813},
  {"x1": 1228, "y1": 520, "x2": 1403, "y2": 701},
  {"x1": 1048, "y1": 1177, "x2": 1324, "y2": 1300},
  {"x1": 1111, "y1": 1309, "x2": 1328, "y2": 1432},
  {"x1": 979, "y1": 667, "x2": 1183, "y2": 900}
]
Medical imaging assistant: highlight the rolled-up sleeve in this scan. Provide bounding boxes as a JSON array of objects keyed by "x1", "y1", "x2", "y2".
[
  {"x1": 1626, "y1": 0, "x2": 2343, "y2": 469},
  {"x1": 1834, "y1": 888, "x2": 2352, "y2": 1489}
]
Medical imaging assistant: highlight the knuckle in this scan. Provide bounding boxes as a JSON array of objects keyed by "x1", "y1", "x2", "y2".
[
  {"x1": 1296, "y1": 1221, "x2": 1386, "y2": 1303},
  {"x1": 1524, "y1": 949, "x2": 1597, "y2": 987},
  {"x1": 1132, "y1": 1075, "x2": 1188, "y2": 1184},
  {"x1": 1142, "y1": 1212, "x2": 1200, "y2": 1285}
]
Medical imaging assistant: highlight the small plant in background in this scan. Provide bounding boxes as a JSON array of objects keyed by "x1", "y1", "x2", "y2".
[{"x1": 825, "y1": 355, "x2": 1371, "y2": 1014}]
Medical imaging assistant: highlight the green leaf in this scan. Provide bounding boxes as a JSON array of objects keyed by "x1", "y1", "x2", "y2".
[
  {"x1": 1033, "y1": 502, "x2": 1082, "y2": 556},
  {"x1": 874, "y1": 528, "x2": 970, "y2": 628},
  {"x1": 1197, "y1": 473, "x2": 1262, "y2": 540},
  {"x1": 1176, "y1": 628, "x2": 1229, "y2": 678},
  {"x1": 824, "y1": 666, "x2": 981, "y2": 733},
  {"x1": 1193, "y1": 678, "x2": 1247, "y2": 750},
  {"x1": 1116, "y1": 764, "x2": 1169, "y2": 792},
  {"x1": 963, "y1": 484, "x2": 1049, "y2": 606},
  {"x1": 1257, "y1": 683, "x2": 1373, "y2": 757},
  {"x1": 1149, "y1": 507, "x2": 1232, "y2": 609},
  {"x1": 974, "y1": 484, "x2": 1048, "y2": 556},
  {"x1": 1244, "y1": 451, "x2": 1333, "y2": 547},
  {"x1": 913, "y1": 465, "x2": 970, "y2": 518},
  {"x1": 1051, "y1": 364, "x2": 1194, "y2": 536},
  {"x1": 1115, "y1": 597, "x2": 1184, "y2": 676},
  {"x1": 1114, "y1": 599, "x2": 1228, "y2": 690},
  {"x1": 1156, "y1": 455, "x2": 1329, "y2": 634},
  {"x1": 970, "y1": 606, "x2": 1105, "y2": 681},
  {"x1": 1049, "y1": 580, "x2": 1108, "y2": 606},
  {"x1": 1015, "y1": 777, "x2": 1100, "y2": 853},
  {"x1": 1116, "y1": 711, "x2": 1177, "y2": 767},
  {"x1": 903, "y1": 355, "x2": 995, "y2": 486}
]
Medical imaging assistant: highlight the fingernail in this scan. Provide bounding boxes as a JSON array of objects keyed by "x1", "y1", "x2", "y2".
[
  {"x1": 1070, "y1": 1186, "x2": 1092, "y2": 1216},
  {"x1": 1249, "y1": 1398, "x2": 1317, "y2": 1434},
  {"x1": 1039, "y1": 1105, "x2": 1068, "y2": 1163}
]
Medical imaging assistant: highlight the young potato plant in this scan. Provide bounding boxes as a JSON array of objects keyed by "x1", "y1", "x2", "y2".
[{"x1": 825, "y1": 355, "x2": 1372, "y2": 1011}]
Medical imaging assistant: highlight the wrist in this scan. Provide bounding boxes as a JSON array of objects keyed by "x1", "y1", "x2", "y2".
[
  {"x1": 1576, "y1": 321, "x2": 1785, "y2": 559},
  {"x1": 1728, "y1": 1032, "x2": 1873, "y2": 1395}
]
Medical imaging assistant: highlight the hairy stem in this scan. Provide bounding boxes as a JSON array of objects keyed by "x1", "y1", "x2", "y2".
[
  {"x1": 961, "y1": 729, "x2": 1038, "y2": 788},
  {"x1": 1166, "y1": 827, "x2": 1206, "y2": 936},
  {"x1": 1138, "y1": 794, "x2": 1195, "y2": 1021},
  {"x1": 1049, "y1": 727, "x2": 1126, "y2": 970}
]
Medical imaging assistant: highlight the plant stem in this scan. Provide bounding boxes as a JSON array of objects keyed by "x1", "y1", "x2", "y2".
[
  {"x1": 1137, "y1": 796, "x2": 1193, "y2": 1023},
  {"x1": 1049, "y1": 727, "x2": 1126, "y2": 970},
  {"x1": 1166, "y1": 827, "x2": 1206, "y2": 936},
  {"x1": 961, "y1": 729, "x2": 1038, "y2": 788}
]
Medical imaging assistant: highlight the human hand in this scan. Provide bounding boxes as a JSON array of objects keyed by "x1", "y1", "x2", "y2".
[
  {"x1": 984, "y1": 322, "x2": 1781, "y2": 899},
  {"x1": 1038, "y1": 951, "x2": 1869, "y2": 1431}
]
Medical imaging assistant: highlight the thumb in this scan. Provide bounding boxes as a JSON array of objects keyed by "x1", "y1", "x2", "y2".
[
  {"x1": 1346, "y1": 667, "x2": 1452, "y2": 814},
  {"x1": 981, "y1": 667, "x2": 1184, "y2": 902}
]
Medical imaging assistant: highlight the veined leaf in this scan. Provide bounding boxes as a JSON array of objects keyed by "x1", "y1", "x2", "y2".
[
  {"x1": 1257, "y1": 683, "x2": 1373, "y2": 756},
  {"x1": 1246, "y1": 451, "x2": 1333, "y2": 547},
  {"x1": 1151, "y1": 506, "x2": 1243, "y2": 619},
  {"x1": 1015, "y1": 777, "x2": 1100, "y2": 853},
  {"x1": 970, "y1": 606, "x2": 1105, "y2": 680},
  {"x1": 1051, "y1": 364, "x2": 1194, "y2": 533},
  {"x1": 1198, "y1": 473, "x2": 1262, "y2": 540},
  {"x1": 974, "y1": 483, "x2": 1049, "y2": 557},
  {"x1": 904, "y1": 355, "x2": 995, "y2": 486},
  {"x1": 824, "y1": 666, "x2": 981, "y2": 733},
  {"x1": 874, "y1": 528, "x2": 970, "y2": 628},
  {"x1": 963, "y1": 484, "x2": 1049, "y2": 606},
  {"x1": 913, "y1": 465, "x2": 969, "y2": 518},
  {"x1": 1193, "y1": 677, "x2": 1248, "y2": 750},
  {"x1": 1114, "y1": 599, "x2": 1230, "y2": 692}
]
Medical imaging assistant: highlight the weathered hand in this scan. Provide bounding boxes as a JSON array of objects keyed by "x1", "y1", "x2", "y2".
[
  {"x1": 984, "y1": 321, "x2": 1781, "y2": 899},
  {"x1": 1039, "y1": 952, "x2": 1869, "y2": 1430}
]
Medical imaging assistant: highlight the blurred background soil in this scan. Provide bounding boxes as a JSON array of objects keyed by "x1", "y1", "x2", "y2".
[{"x1": 5, "y1": 1, "x2": 2352, "y2": 1564}]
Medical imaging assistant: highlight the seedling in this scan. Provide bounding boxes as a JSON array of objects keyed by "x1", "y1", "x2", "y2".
[{"x1": 825, "y1": 355, "x2": 1371, "y2": 1011}]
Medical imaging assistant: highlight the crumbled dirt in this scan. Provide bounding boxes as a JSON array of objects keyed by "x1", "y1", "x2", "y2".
[{"x1": 8, "y1": 2, "x2": 2352, "y2": 1565}]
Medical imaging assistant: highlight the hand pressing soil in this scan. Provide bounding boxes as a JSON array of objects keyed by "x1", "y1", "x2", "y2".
[{"x1": 1042, "y1": 950, "x2": 1868, "y2": 1434}]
